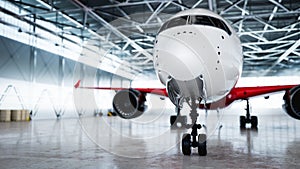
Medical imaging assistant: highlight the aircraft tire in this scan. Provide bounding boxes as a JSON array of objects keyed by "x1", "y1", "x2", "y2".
[
  {"x1": 182, "y1": 133, "x2": 191, "y2": 155},
  {"x1": 251, "y1": 116, "x2": 258, "y2": 128},
  {"x1": 240, "y1": 116, "x2": 246, "y2": 128},
  {"x1": 198, "y1": 134, "x2": 207, "y2": 156}
]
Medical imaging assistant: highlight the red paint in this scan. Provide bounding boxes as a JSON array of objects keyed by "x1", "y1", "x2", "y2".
[
  {"x1": 75, "y1": 79, "x2": 297, "y2": 110},
  {"x1": 78, "y1": 85, "x2": 168, "y2": 97},
  {"x1": 229, "y1": 85, "x2": 296, "y2": 100},
  {"x1": 199, "y1": 85, "x2": 297, "y2": 110},
  {"x1": 74, "y1": 80, "x2": 81, "y2": 88}
]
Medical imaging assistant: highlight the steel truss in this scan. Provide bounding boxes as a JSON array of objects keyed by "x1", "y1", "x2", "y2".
[{"x1": 1, "y1": 0, "x2": 300, "y2": 78}]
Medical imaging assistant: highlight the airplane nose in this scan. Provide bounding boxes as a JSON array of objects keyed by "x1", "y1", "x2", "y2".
[
  {"x1": 154, "y1": 31, "x2": 209, "y2": 82},
  {"x1": 153, "y1": 28, "x2": 232, "y2": 102}
]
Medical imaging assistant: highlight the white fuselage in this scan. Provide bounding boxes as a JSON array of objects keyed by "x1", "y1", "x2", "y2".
[{"x1": 153, "y1": 9, "x2": 243, "y2": 103}]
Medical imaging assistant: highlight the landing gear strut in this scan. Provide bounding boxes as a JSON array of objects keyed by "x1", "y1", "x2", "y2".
[
  {"x1": 240, "y1": 99, "x2": 258, "y2": 129},
  {"x1": 181, "y1": 98, "x2": 207, "y2": 156}
]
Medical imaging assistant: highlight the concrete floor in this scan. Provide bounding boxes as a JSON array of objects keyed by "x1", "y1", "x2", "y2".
[{"x1": 1, "y1": 107, "x2": 300, "y2": 169}]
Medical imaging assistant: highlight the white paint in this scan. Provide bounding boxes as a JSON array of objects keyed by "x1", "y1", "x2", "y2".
[{"x1": 154, "y1": 8, "x2": 243, "y2": 103}]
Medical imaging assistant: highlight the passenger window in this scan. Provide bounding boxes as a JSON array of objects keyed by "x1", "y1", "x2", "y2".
[{"x1": 189, "y1": 15, "x2": 214, "y2": 26}]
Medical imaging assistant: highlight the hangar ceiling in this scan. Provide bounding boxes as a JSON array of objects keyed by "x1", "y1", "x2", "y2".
[{"x1": 1, "y1": 0, "x2": 300, "y2": 78}]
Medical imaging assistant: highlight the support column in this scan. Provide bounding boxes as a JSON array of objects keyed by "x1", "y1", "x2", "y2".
[
  {"x1": 30, "y1": 47, "x2": 37, "y2": 83},
  {"x1": 58, "y1": 57, "x2": 65, "y2": 87},
  {"x1": 30, "y1": 14, "x2": 37, "y2": 83},
  {"x1": 110, "y1": 75, "x2": 113, "y2": 87},
  {"x1": 80, "y1": 63, "x2": 85, "y2": 83},
  {"x1": 96, "y1": 69, "x2": 101, "y2": 86}
]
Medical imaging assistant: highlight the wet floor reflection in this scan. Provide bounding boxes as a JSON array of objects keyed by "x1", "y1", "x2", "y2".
[{"x1": 0, "y1": 108, "x2": 300, "y2": 168}]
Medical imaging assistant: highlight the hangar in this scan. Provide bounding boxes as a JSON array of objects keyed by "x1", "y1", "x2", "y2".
[{"x1": 0, "y1": 0, "x2": 300, "y2": 168}]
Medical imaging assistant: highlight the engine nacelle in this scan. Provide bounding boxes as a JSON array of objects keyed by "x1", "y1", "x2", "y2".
[
  {"x1": 283, "y1": 85, "x2": 300, "y2": 120},
  {"x1": 112, "y1": 89, "x2": 147, "y2": 119}
]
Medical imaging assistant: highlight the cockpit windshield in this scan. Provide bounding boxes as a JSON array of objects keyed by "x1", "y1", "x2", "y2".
[
  {"x1": 189, "y1": 15, "x2": 214, "y2": 26},
  {"x1": 158, "y1": 15, "x2": 232, "y2": 36},
  {"x1": 208, "y1": 17, "x2": 231, "y2": 35},
  {"x1": 158, "y1": 16, "x2": 188, "y2": 33}
]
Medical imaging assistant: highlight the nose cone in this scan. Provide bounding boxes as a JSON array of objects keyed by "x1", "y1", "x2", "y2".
[
  {"x1": 153, "y1": 25, "x2": 242, "y2": 102},
  {"x1": 154, "y1": 32, "x2": 206, "y2": 81}
]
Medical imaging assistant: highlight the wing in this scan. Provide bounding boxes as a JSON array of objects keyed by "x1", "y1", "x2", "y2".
[
  {"x1": 75, "y1": 80, "x2": 297, "y2": 107},
  {"x1": 200, "y1": 84, "x2": 298, "y2": 109},
  {"x1": 230, "y1": 85, "x2": 297, "y2": 100},
  {"x1": 74, "y1": 80, "x2": 168, "y2": 96}
]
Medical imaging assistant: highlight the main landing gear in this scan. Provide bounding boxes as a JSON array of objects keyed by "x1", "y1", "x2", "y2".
[
  {"x1": 181, "y1": 99, "x2": 207, "y2": 156},
  {"x1": 240, "y1": 99, "x2": 258, "y2": 129}
]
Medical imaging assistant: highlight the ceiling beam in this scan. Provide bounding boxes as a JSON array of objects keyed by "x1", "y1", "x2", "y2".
[
  {"x1": 238, "y1": 0, "x2": 248, "y2": 32},
  {"x1": 262, "y1": 38, "x2": 300, "y2": 75},
  {"x1": 93, "y1": 0, "x2": 172, "y2": 9},
  {"x1": 220, "y1": 0, "x2": 244, "y2": 15},
  {"x1": 145, "y1": 2, "x2": 165, "y2": 24},
  {"x1": 272, "y1": 39, "x2": 300, "y2": 66},
  {"x1": 224, "y1": 10, "x2": 300, "y2": 20},
  {"x1": 268, "y1": 0, "x2": 290, "y2": 12},
  {"x1": 208, "y1": 0, "x2": 217, "y2": 13},
  {"x1": 192, "y1": 0, "x2": 204, "y2": 9},
  {"x1": 71, "y1": 0, "x2": 153, "y2": 60}
]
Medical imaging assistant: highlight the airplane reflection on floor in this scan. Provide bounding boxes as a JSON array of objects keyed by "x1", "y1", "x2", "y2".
[{"x1": 0, "y1": 108, "x2": 300, "y2": 168}]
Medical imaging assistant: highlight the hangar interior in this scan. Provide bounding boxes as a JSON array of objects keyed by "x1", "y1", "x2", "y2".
[{"x1": 0, "y1": 0, "x2": 300, "y2": 168}]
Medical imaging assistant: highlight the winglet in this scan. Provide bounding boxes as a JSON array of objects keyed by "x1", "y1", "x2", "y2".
[{"x1": 74, "y1": 80, "x2": 81, "y2": 88}]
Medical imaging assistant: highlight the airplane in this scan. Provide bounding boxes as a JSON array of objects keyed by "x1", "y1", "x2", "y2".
[{"x1": 74, "y1": 8, "x2": 300, "y2": 156}]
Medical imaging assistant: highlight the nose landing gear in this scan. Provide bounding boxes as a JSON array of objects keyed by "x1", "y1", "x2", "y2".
[{"x1": 181, "y1": 98, "x2": 207, "y2": 156}]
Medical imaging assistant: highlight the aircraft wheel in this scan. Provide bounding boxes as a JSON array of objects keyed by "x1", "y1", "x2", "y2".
[
  {"x1": 240, "y1": 116, "x2": 246, "y2": 129},
  {"x1": 251, "y1": 116, "x2": 258, "y2": 128},
  {"x1": 198, "y1": 134, "x2": 207, "y2": 156},
  {"x1": 182, "y1": 134, "x2": 191, "y2": 155}
]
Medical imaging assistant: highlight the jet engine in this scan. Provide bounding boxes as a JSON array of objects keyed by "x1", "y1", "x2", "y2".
[
  {"x1": 283, "y1": 85, "x2": 300, "y2": 120},
  {"x1": 112, "y1": 89, "x2": 147, "y2": 119}
]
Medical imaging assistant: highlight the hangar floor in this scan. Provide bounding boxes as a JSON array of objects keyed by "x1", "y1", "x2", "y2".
[{"x1": 1, "y1": 107, "x2": 300, "y2": 169}]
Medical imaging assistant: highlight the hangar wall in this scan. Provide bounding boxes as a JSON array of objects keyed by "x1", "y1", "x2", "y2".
[{"x1": 0, "y1": 36, "x2": 131, "y2": 119}]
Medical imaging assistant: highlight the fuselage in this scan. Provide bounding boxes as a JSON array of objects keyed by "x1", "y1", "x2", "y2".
[{"x1": 153, "y1": 8, "x2": 243, "y2": 104}]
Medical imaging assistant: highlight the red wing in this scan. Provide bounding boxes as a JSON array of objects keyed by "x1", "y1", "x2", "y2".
[
  {"x1": 201, "y1": 84, "x2": 298, "y2": 109},
  {"x1": 75, "y1": 80, "x2": 297, "y2": 103},
  {"x1": 74, "y1": 80, "x2": 168, "y2": 96},
  {"x1": 229, "y1": 85, "x2": 297, "y2": 101}
]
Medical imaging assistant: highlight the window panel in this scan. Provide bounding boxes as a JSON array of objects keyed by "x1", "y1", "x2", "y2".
[
  {"x1": 157, "y1": 15, "x2": 231, "y2": 36},
  {"x1": 189, "y1": 15, "x2": 214, "y2": 26},
  {"x1": 209, "y1": 17, "x2": 232, "y2": 35},
  {"x1": 158, "y1": 16, "x2": 188, "y2": 33}
]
